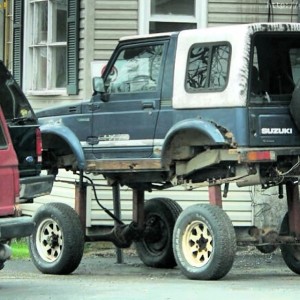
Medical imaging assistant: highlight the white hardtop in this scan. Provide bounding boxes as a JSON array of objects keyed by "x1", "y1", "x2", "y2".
[
  {"x1": 173, "y1": 22, "x2": 300, "y2": 109},
  {"x1": 119, "y1": 23, "x2": 300, "y2": 109}
]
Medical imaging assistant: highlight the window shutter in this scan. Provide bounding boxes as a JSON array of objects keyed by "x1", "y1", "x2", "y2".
[
  {"x1": 67, "y1": 0, "x2": 79, "y2": 95},
  {"x1": 12, "y1": 0, "x2": 24, "y2": 86}
]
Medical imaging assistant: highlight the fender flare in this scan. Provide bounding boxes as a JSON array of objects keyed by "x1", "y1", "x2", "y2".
[
  {"x1": 161, "y1": 119, "x2": 229, "y2": 163},
  {"x1": 39, "y1": 124, "x2": 86, "y2": 170}
]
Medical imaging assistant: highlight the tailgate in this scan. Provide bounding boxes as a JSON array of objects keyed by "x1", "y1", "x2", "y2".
[{"x1": 9, "y1": 124, "x2": 42, "y2": 177}]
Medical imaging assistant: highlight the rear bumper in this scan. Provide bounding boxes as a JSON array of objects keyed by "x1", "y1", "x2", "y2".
[
  {"x1": 0, "y1": 216, "x2": 34, "y2": 240},
  {"x1": 19, "y1": 174, "x2": 54, "y2": 201}
]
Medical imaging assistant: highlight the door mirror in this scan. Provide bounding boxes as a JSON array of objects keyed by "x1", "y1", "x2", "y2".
[
  {"x1": 93, "y1": 77, "x2": 110, "y2": 102},
  {"x1": 93, "y1": 77, "x2": 105, "y2": 93}
]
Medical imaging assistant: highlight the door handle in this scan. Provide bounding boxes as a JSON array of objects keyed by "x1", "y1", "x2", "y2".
[
  {"x1": 86, "y1": 136, "x2": 99, "y2": 145},
  {"x1": 142, "y1": 101, "x2": 155, "y2": 109},
  {"x1": 89, "y1": 103, "x2": 101, "y2": 111}
]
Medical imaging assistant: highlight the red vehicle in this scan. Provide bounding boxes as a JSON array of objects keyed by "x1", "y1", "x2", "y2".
[
  {"x1": 0, "y1": 106, "x2": 34, "y2": 270},
  {"x1": 0, "y1": 60, "x2": 55, "y2": 270}
]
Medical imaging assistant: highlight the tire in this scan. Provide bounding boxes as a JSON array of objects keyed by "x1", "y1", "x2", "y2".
[
  {"x1": 29, "y1": 202, "x2": 85, "y2": 275},
  {"x1": 280, "y1": 212, "x2": 300, "y2": 275},
  {"x1": 135, "y1": 197, "x2": 182, "y2": 268},
  {"x1": 173, "y1": 204, "x2": 236, "y2": 280}
]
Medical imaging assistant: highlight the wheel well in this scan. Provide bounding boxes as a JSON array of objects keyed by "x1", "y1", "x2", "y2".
[
  {"x1": 42, "y1": 133, "x2": 76, "y2": 171},
  {"x1": 161, "y1": 129, "x2": 218, "y2": 167}
]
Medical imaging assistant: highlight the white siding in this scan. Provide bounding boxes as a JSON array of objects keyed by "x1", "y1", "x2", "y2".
[
  {"x1": 21, "y1": 170, "x2": 253, "y2": 226},
  {"x1": 93, "y1": 0, "x2": 138, "y2": 60},
  {"x1": 79, "y1": 0, "x2": 139, "y2": 99},
  {"x1": 87, "y1": 180, "x2": 252, "y2": 227},
  {"x1": 208, "y1": 0, "x2": 298, "y2": 26}
]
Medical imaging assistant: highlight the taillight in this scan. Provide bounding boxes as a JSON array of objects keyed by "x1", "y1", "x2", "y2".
[
  {"x1": 241, "y1": 150, "x2": 276, "y2": 162},
  {"x1": 36, "y1": 128, "x2": 43, "y2": 163}
]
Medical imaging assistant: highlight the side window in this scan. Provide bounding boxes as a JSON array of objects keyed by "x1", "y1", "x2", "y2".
[
  {"x1": 186, "y1": 43, "x2": 230, "y2": 92},
  {"x1": 0, "y1": 124, "x2": 7, "y2": 149},
  {"x1": 105, "y1": 44, "x2": 164, "y2": 94},
  {"x1": 0, "y1": 82, "x2": 14, "y2": 119},
  {"x1": 0, "y1": 81, "x2": 33, "y2": 120}
]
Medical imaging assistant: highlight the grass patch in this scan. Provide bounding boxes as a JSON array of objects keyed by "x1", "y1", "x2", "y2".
[{"x1": 10, "y1": 239, "x2": 30, "y2": 259}]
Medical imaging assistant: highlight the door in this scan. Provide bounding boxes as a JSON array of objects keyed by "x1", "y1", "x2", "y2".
[
  {"x1": 248, "y1": 32, "x2": 300, "y2": 147},
  {"x1": 0, "y1": 108, "x2": 19, "y2": 216},
  {"x1": 91, "y1": 41, "x2": 168, "y2": 160}
]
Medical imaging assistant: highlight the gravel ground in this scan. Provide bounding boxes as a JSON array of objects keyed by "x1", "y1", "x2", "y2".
[
  {"x1": 82, "y1": 243, "x2": 288, "y2": 274},
  {"x1": 0, "y1": 242, "x2": 290, "y2": 279},
  {"x1": 0, "y1": 244, "x2": 296, "y2": 300}
]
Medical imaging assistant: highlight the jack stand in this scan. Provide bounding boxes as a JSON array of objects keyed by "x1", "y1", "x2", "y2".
[
  {"x1": 112, "y1": 183, "x2": 123, "y2": 264},
  {"x1": 286, "y1": 180, "x2": 300, "y2": 237},
  {"x1": 75, "y1": 170, "x2": 87, "y2": 230},
  {"x1": 132, "y1": 189, "x2": 145, "y2": 231},
  {"x1": 208, "y1": 185, "x2": 223, "y2": 208}
]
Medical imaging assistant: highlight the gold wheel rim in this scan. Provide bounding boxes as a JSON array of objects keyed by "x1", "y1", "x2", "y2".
[{"x1": 182, "y1": 220, "x2": 213, "y2": 267}]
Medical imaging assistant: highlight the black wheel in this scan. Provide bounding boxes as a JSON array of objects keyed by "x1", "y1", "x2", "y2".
[
  {"x1": 280, "y1": 212, "x2": 300, "y2": 274},
  {"x1": 29, "y1": 203, "x2": 85, "y2": 275},
  {"x1": 173, "y1": 204, "x2": 236, "y2": 280},
  {"x1": 135, "y1": 197, "x2": 182, "y2": 268}
]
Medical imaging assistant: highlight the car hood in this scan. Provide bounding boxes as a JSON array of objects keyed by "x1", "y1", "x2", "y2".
[{"x1": 36, "y1": 100, "x2": 91, "y2": 118}]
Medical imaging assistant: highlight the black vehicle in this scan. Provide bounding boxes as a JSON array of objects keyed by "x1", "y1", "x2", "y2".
[{"x1": 0, "y1": 61, "x2": 54, "y2": 201}]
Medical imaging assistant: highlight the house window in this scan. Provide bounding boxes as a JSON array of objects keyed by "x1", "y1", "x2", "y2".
[
  {"x1": 139, "y1": 0, "x2": 207, "y2": 34},
  {"x1": 25, "y1": 0, "x2": 67, "y2": 94},
  {"x1": 186, "y1": 44, "x2": 231, "y2": 92},
  {"x1": 19, "y1": 0, "x2": 79, "y2": 95}
]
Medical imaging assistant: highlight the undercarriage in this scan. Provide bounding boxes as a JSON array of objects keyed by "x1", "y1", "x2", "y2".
[{"x1": 27, "y1": 155, "x2": 300, "y2": 280}]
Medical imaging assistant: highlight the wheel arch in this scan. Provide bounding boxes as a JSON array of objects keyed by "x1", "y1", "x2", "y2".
[
  {"x1": 161, "y1": 119, "x2": 230, "y2": 166},
  {"x1": 40, "y1": 124, "x2": 86, "y2": 170}
]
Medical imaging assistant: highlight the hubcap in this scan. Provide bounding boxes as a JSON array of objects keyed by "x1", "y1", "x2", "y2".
[
  {"x1": 144, "y1": 215, "x2": 168, "y2": 253},
  {"x1": 36, "y1": 218, "x2": 63, "y2": 262},
  {"x1": 182, "y1": 220, "x2": 213, "y2": 267}
]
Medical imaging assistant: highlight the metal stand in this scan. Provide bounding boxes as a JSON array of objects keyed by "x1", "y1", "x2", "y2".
[
  {"x1": 132, "y1": 189, "x2": 145, "y2": 230},
  {"x1": 75, "y1": 170, "x2": 87, "y2": 230},
  {"x1": 208, "y1": 185, "x2": 223, "y2": 207},
  {"x1": 112, "y1": 183, "x2": 123, "y2": 264},
  {"x1": 286, "y1": 180, "x2": 300, "y2": 237}
]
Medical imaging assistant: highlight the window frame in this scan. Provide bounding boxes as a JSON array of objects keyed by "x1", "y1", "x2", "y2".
[
  {"x1": 14, "y1": 0, "x2": 79, "y2": 95},
  {"x1": 101, "y1": 40, "x2": 169, "y2": 102},
  {"x1": 248, "y1": 32, "x2": 300, "y2": 105},
  {"x1": 104, "y1": 43, "x2": 166, "y2": 96},
  {"x1": 24, "y1": 0, "x2": 67, "y2": 95},
  {"x1": 185, "y1": 42, "x2": 232, "y2": 93},
  {"x1": 138, "y1": 0, "x2": 207, "y2": 35}
]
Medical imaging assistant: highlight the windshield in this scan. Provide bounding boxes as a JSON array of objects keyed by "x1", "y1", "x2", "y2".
[{"x1": 104, "y1": 44, "x2": 164, "y2": 93}]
